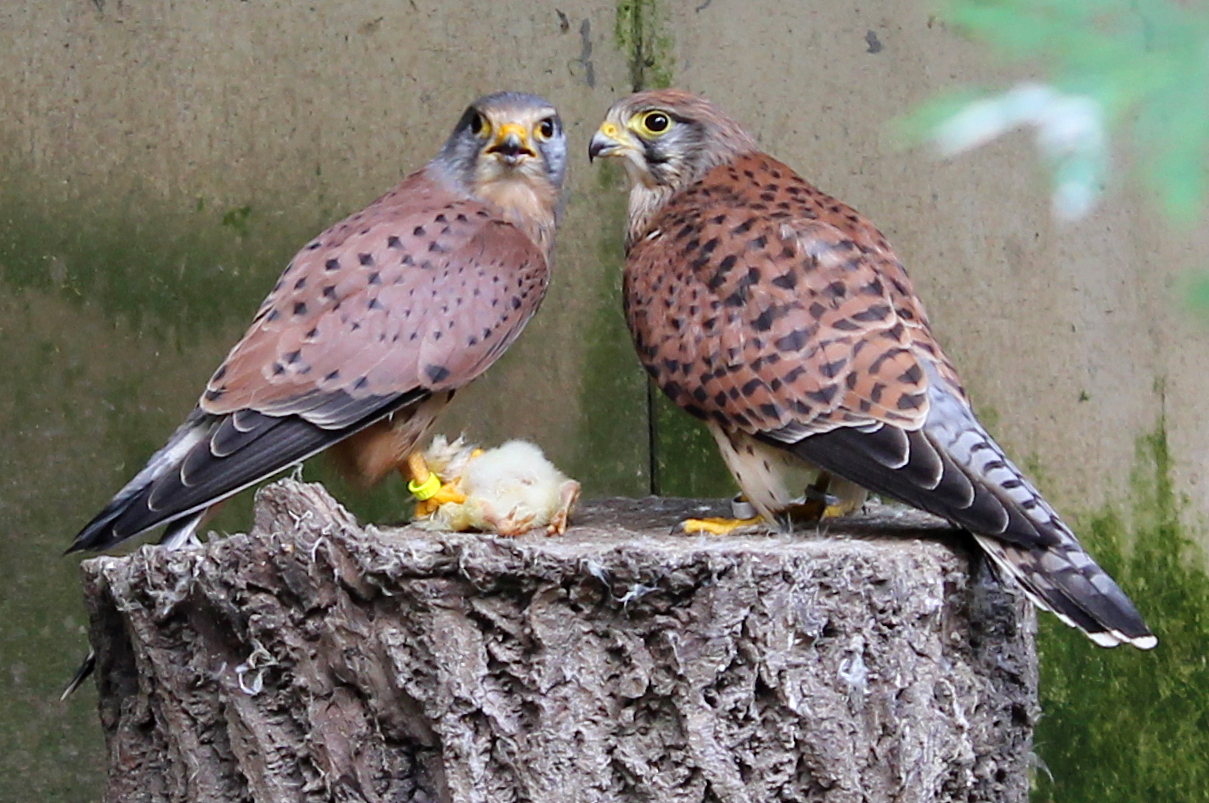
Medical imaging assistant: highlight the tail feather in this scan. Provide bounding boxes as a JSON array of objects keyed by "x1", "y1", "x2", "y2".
[
  {"x1": 68, "y1": 409, "x2": 212, "y2": 553},
  {"x1": 783, "y1": 373, "x2": 1155, "y2": 649},
  {"x1": 68, "y1": 389, "x2": 428, "y2": 553},
  {"x1": 973, "y1": 535, "x2": 1154, "y2": 648},
  {"x1": 60, "y1": 649, "x2": 96, "y2": 701}
]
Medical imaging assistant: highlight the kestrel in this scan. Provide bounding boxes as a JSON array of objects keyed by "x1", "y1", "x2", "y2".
[
  {"x1": 69, "y1": 91, "x2": 568, "y2": 554},
  {"x1": 589, "y1": 89, "x2": 1154, "y2": 649}
]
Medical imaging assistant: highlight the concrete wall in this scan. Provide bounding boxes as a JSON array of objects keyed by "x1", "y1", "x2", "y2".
[{"x1": 1, "y1": 1, "x2": 1205, "y2": 799}]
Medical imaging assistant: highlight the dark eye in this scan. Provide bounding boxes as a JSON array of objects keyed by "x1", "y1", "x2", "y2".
[
  {"x1": 537, "y1": 117, "x2": 557, "y2": 139},
  {"x1": 468, "y1": 111, "x2": 486, "y2": 136},
  {"x1": 642, "y1": 111, "x2": 671, "y2": 134}
]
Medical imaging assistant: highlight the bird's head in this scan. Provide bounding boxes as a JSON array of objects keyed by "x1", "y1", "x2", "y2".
[
  {"x1": 588, "y1": 89, "x2": 757, "y2": 194},
  {"x1": 437, "y1": 91, "x2": 568, "y2": 198}
]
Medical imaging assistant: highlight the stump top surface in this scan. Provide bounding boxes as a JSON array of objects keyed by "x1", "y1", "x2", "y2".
[
  {"x1": 574, "y1": 495, "x2": 957, "y2": 545},
  {"x1": 81, "y1": 482, "x2": 967, "y2": 580},
  {"x1": 365, "y1": 493, "x2": 966, "y2": 567}
]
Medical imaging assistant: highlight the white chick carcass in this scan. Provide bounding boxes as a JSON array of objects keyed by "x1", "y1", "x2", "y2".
[{"x1": 412, "y1": 436, "x2": 580, "y2": 536}]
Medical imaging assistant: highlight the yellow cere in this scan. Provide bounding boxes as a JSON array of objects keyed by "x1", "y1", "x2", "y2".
[{"x1": 495, "y1": 122, "x2": 529, "y2": 146}]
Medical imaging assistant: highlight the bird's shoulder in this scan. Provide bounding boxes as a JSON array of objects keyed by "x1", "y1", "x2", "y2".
[
  {"x1": 632, "y1": 153, "x2": 891, "y2": 275},
  {"x1": 626, "y1": 151, "x2": 968, "y2": 435},
  {"x1": 201, "y1": 167, "x2": 549, "y2": 416},
  {"x1": 287, "y1": 166, "x2": 544, "y2": 288},
  {"x1": 628, "y1": 153, "x2": 921, "y2": 326}
]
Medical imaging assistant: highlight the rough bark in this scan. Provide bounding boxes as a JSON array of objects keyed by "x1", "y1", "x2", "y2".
[{"x1": 79, "y1": 479, "x2": 1037, "y2": 803}]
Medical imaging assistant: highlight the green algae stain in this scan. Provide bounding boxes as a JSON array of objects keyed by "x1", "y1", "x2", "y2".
[
  {"x1": 0, "y1": 174, "x2": 322, "y2": 340},
  {"x1": 972, "y1": 401, "x2": 1000, "y2": 436},
  {"x1": 0, "y1": 167, "x2": 398, "y2": 800},
  {"x1": 615, "y1": 0, "x2": 675, "y2": 91},
  {"x1": 567, "y1": 162, "x2": 650, "y2": 497},
  {"x1": 1033, "y1": 417, "x2": 1209, "y2": 802},
  {"x1": 220, "y1": 204, "x2": 254, "y2": 237},
  {"x1": 652, "y1": 393, "x2": 736, "y2": 498},
  {"x1": 608, "y1": 0, "x2": 734, "y2": 499},
  {"x1": 572, "y1": 163, "x2": 733, "y2": 498}
]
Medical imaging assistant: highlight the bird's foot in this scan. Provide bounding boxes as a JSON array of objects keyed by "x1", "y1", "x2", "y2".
[
  {"x1": 681, "y1": 515, "x2": 765, "y2": 536},
  {"x1": 429, "y1": 483, "x2": 467, "y2": 506},
  {"x1": 412, "y1": 482, "x2": 467, "y2": 518},
  {"x1": 786, "y1": 499, "x2": 832, "y2": 523},
  {"x1": 483, "y1": 506, "x2": 538, "y2": 538},
  {"x1": 406, "y1": 450, "x2": 468, "y2": 518},
  {"x1": 797, "y1": 496, "x2": 865, "y2": 521},
  {"x1": 784, "y1": 472, "x2": 858, "y2": 523},
  {"x1": 546, "y1": 479, "x2": 581, "y2": 536}
]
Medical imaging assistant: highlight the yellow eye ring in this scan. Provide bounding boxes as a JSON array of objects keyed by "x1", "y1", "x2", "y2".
[
  {"x1": 536, "y1": 117, "x2": 557, "y2": 140},
  {"x1": 637, "y1": 110, "x2": 672, "y2": 136}
]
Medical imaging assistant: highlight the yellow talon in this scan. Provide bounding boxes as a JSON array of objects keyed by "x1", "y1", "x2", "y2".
[
  {"x1": 429, "y1": 483, "x2": 467, "y2": 506},
  {"x1": 413, "y1": 481, "x2": 468, "y2": 518},
  {"x1": 407, "y1": 450, "x2": 466, "y2": 518},
  {"x1": 785, "y1": 471, "x2": 864, "y2": 522},
  {"x1": 681, "y1": 516, "x2": 764, "y2": 536}
]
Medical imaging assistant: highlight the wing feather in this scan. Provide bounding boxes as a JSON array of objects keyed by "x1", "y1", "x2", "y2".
[{"x1": 203, "y1": 168, "x2": 549, "y2": 426}]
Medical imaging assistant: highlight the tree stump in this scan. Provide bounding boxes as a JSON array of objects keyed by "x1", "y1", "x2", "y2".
[{"x1": 79, "y1": 479, "x2": 1037, "y2": 803}]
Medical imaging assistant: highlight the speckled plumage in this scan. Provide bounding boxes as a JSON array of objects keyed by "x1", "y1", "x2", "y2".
[
  {"x1": 70, "y1": 91, "x2": 567, "y2": 553},
  {"x1": 590, "y1": 89, "x2": 1154, "y2": 649}
]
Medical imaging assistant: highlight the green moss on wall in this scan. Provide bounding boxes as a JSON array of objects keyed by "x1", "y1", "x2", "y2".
[
  {"x1": 652, "y1": 393, "x2": 737, "y2": 498},
  {"x1": 1033, "y1": 419, "x2": 1209, "y2": 801},
  {"x1": 609, "y1": 0, "x2": 732, "y2": 498},
  {"x1": 567, "y1": 163, "x2": 651, "y2": 496},
  {"x1": 0, "y1": 167, "x2": 404, "y2": 801},
  {"x1": 0, "y1": 171, "x2": 322, "y2": 339},
  {"x1": 615, "y1": 0, "x2": 674, "y2": 91}
]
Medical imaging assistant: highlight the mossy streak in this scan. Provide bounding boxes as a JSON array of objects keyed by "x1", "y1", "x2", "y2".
[
  {"x1": 1034, "y1": 417, "x2": 1209, "y2": 801},
  {"x1": 611, "y1": 0, "x2": 733, "y2": 496},
  {"x1": 568, "y1": 162, "x2": 651, "y2": 496},
  {"x1": 0, "y1": 168, "x2": 325, "y2": 339},
  {"x1": 615, "y1": 0, "x2": 674, "y2": 91}
]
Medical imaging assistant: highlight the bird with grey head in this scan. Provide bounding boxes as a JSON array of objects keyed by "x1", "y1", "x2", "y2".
[
  {"x1": 434, "y1": 91, "x2": 568, "y2": 255},
  {"x1": 61, "y1": 91, "x2": 570, "y2": 697}
]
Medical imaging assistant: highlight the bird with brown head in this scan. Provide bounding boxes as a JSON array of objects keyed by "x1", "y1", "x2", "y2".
[{"x1": 591, "y1": 88, "x2": 1154, "y2": 650}]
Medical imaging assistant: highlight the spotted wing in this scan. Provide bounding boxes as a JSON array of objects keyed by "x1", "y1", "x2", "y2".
[
  {"x1": 70, "y1": 168, "x2": 550, "y2": 552},
  {"x1": 624, "y1": 152, "x2": 1152, "y2": 647}
]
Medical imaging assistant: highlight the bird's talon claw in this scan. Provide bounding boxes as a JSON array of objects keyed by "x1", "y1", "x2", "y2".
[
  {"x1": 681, "y1": 516, "x2": 764, "y2": 536},
  {"x1": 430, "y1": 483, "x2": 466, "y2": 506},
  {"x1": 411, "y1": 482, "x2": 466, "y2": 520}
]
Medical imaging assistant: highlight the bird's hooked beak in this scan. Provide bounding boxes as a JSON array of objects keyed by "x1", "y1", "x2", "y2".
[
  {"x1": 588, "y1": 121, "x2": 638, "y2": 162},
  {"x1": 487, "y1": 122, "x2": 535, "y2": 167}
]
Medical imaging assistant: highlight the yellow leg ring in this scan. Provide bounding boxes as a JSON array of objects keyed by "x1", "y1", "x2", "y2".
[{"x1": 408, "y1": 472, "x2": 442, "y2": 501}]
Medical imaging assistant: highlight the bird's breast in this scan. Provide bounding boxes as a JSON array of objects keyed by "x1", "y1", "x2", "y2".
[{"x1": 473, "y1": 178, "x2": 559, "y2": 259}]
